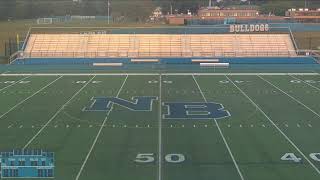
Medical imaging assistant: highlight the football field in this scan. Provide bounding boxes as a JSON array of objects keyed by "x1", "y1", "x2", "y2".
[{"x1": 0, "y1": 73, "x2": 320, "y2": 180}]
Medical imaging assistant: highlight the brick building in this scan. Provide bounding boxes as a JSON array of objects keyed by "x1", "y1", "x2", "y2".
[
  {"x1": 285, "y1": 8, "x2": 320, "y2": 23},
  {"x1": 197, "y1": 7, "x2": 259, "y2": 17}
]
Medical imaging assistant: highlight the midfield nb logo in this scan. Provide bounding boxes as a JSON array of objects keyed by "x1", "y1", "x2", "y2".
[{"x1": 84, "y1": 96, "x2": 230, "y2": 119}]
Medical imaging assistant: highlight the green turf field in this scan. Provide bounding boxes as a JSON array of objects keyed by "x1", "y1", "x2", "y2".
[{"x1": 0, "y1": 73, "x2": 320, "y2": 180}]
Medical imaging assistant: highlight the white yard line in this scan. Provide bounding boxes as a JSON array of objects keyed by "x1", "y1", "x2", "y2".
[
  {"x1": 158, "y1": 74, "x2": 162, "y2": 180},
  {"x1": 289, "y1": 75, "x2": 320, "y2": 91},
  {"x1": 225, "y1": 75, "x2": 320, "y2": 175},
  {"x1": 75, "y1": 75, "x2": 128, "y2": 180},
  {"x1": 0, "y1": 73, "x2": 318, "y2": 76},
  {"x1": 258, "y1": 75, "x2": 320, "y2": 119},
  {"x1": 23, "y1": 75, "x2": 96, "y2": 149},
  {"x1": 192, "y1": 75, "x2": 245, "y2": 180},
  {"x1": 0, "y1": 76, "x2": 30, "y2": 92},
  {"x1": 0, "y1": 76, "x2": 63, "y2": 120}
]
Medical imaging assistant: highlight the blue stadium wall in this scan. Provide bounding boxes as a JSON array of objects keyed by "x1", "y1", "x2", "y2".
[
  {"x1": 12, "y1": 57, "x2": 318, "y2": 65},
  {"x1": 78, "y1": 23, "x2": 320, "y2": 34},
  {"x1": 106, "y1": 24, "x2": 320, "y2": 33}
]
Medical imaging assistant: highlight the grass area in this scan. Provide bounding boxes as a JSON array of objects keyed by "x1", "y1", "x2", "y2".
[
  {"x1": 0, "y1": 20, "x2": 34, "y2": 56},
  {"x1": 0, "y1": 56, "x2": 7, "y2": 64},
  {"x1": 293, "y1": 32, "x2": 320, "y2": 50},
  {"x1": 0, "y1": 73, "x2": 320, "y2": 179}
]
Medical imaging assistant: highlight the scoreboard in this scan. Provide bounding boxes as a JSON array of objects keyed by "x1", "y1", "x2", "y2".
[{"x1": 0, "y1": 149, "x2": 54, "y2": 178}]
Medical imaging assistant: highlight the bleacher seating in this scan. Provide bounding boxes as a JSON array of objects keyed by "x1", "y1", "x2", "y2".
[{"x1": 23, "y1": 34, "x2": 297, "y2": 58}]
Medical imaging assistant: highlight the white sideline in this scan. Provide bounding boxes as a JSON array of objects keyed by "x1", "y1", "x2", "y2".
[
  {"x1": 258, "y1": 75, "x2": 320, "y2": 119},
  {"x1": 0, "y1": 76, "x2": 63, "y2": 120},
  {"x1": 0, "y1": 76, "x2": 30, "y2": 92},
  {"x1": 192, "y1": 75, "x2": 245, "y2": 180},
  {"x1": 158, "y1": 74, "x2": 162, "y2": 180},
  {"x1": 75, "y1": 75, "x2": 128, "y2": 180},
  {"x1": 289, "y1": 75, "x2": 320, "y2": 91},
  {"x1": 23, "y1": 75, "x2": 96, "y2": 149},
  {"x1": 0, "y1": 73, "x2": 318, "y2": 76},
  {"x1": 225, "y1": 75, "x2": 320, "y2": 175}
]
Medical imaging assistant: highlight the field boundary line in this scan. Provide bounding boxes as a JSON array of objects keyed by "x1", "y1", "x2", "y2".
[
  {"x1": 258, "y1": 75, "x2": 320, "y2": 119},
  {"x1": 0, "y1": 76, "x2": 30, "y2": 92},
  {"x1": 0, "y1": 76, "x2": 63, "y2": 120},
  {"x1": 0, "y1": 73, "x2": 318, "y2": 76},
  {"x1": 289, "y1": 75, "x2": 320, "y2": 91},
  {"x1": 192, "y1": 75, "x2": 245, "y2": 180},
  {"x1": 158, "y1": 74, "x2": 162, "y2": 180},
  {"x1": 225, "y1": 75, "x2": 320, "y2": 175},
  {"x1": 23, "y1": 75, "x2": 96, "y2": 149},
  {"x1": 75, "y1": 75, "x2": 128, "y2": 180}
]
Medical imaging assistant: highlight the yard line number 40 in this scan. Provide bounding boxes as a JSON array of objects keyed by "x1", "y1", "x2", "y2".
[{"x1": 281, "y1": 153, "x2": 320, "y2": 163}]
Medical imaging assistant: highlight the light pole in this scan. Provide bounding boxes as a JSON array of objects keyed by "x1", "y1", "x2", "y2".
[
  {"x1": 305, "y1": 0, "x2": 307, "y2": 8},
  {"x1": 107, "y1": 0, "x2": 110, "y2": 25}
]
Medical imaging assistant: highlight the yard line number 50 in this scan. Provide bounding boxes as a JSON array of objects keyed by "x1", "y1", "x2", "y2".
[{"x1": 134, "y1": 153, "x2": 185, "y2": 163}]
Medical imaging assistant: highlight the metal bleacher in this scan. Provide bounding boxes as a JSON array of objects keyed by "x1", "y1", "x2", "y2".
[{"x1": 23, "y1": 34, "x2": 297, "y2": 58}]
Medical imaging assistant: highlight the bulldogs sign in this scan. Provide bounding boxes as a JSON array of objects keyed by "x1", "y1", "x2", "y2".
[{"x1": 230, "y1": 24, "x2": 269, "y2": 33}]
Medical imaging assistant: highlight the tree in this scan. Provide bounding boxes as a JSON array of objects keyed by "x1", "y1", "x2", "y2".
[{"x1": 0, "y1": 0, "x2": 16, "y2": 20}]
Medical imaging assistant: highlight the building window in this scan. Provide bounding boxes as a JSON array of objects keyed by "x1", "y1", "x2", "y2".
[
  {"x1": 31, "y1": 161, "x2": 38, "y2": 166},
  {"x1": 38, "y1": 169, "x2": 43, "y2": 177},
  {"x1": 48, "y1": 169, "x2": 53, "y2": 177},
  {"x1": 14, "y1": 169, "x2": 18, "y2": 177},
  {"x1": 18, "y1": 160, "x2": 25, "y2": 166},
  {"x1": 4, "y1": 169, "x2": 8, "y2": 177}
]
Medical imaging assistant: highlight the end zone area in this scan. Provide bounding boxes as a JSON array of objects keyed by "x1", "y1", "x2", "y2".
[{"x1": 0, "y1": 73, "x2": 320, "y2": 180}]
